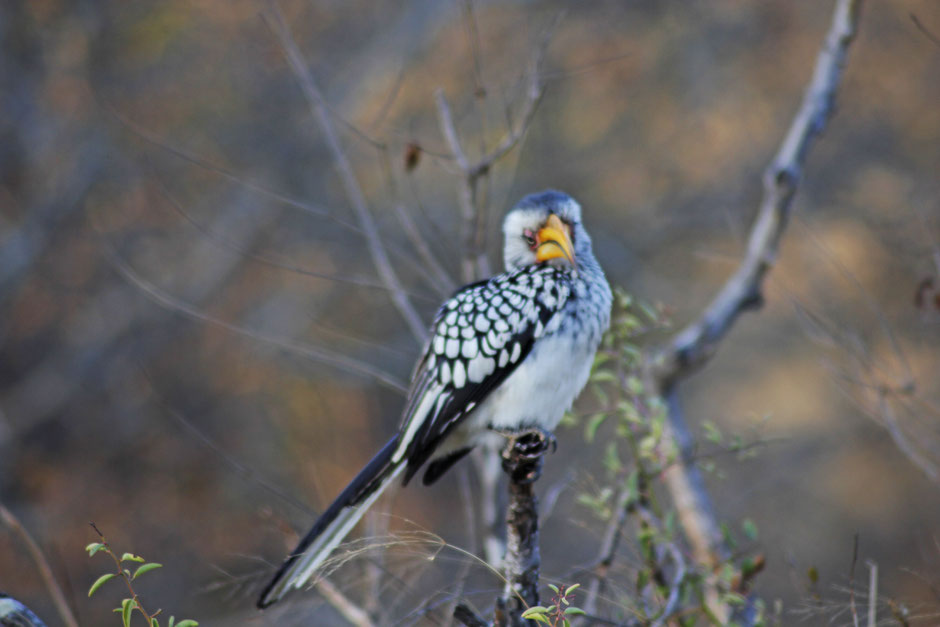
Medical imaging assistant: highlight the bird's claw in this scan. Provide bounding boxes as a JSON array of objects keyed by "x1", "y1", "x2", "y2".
[{"x1": 496, "y1": 427, "x2": 556, "y2": 484}]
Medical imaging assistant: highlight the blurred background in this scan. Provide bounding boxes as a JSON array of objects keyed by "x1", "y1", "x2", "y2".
[{"x1": 2, "y1": 1, "x2": 939, "y2": 624}]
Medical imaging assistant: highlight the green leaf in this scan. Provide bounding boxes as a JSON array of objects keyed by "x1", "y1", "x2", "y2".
[
  {"x1": 564, "y1": 607, "x2": 587, "y2": 616},
  {"x1": 175, "y1": 621, "x2": 198, "y2": 627},
  {"x1": 625, "y1": 376, "x2": 644, "y2": 396},
  {"x1": 121, "y1": 553, "x2": 146, "y2": 563},
  {"x1": 602, "y1": 441, "x2": 621, "y2": 475},
  {"x1": 151, "y1": 619, "x2": 160, "y2": 627},
  {"x1": 121, "y1": 598, "x2": 134, "y2": 627},
  {"x1": 584, "y1": 413, "x2": 607, "y2": 443},
  {"x1": 88, "y1": 573, "x2": 116, "y2": 597},
  {"x1": 168, "y1": 618, "x2": 175, "y2": 627},
  {"x1": 591, "y1": 370, "x2": 616, "y2": 384},
  {"x1": 133, "y1": 563, "x2": 163, "y2": 579},
  {"x1": 742, "y1": 518, "x2": 758, "y2": 541},
  {"x1": 86, "y1": 542, "x2": 106, "y2": 556},
  {"x1": 565, "y1": 583, "x2": 581, "y2": 594},
  {"x1": 702, "y1": 420, "x2": 723, "y2": 444},
  {"x1": 521, "y1": 606, "x2": 549, "y2": 618},
  {"x1": 547, "y1": 583, "x2": 559, "y2": 594}
]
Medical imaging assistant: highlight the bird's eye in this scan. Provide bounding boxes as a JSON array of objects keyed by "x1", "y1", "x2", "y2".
[{"x1": 522, "y1": 230, "x2": 536, "y2": 249}]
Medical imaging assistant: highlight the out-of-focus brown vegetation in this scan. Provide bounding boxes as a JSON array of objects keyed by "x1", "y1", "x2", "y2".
[{"x1": 1, "y1": 1, "x2": 939, "y2": 625}]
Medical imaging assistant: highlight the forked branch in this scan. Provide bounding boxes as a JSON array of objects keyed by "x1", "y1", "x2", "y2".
[{"x1": 646, "y1": 0, "x2": 865, "y2": 619}]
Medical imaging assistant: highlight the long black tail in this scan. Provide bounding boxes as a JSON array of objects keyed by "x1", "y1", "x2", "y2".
[{"x1": 258, "y1": 436, "x2": 402, "y2": 608}]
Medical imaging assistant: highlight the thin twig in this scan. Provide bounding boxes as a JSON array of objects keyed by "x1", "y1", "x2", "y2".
[
  {"x1": 867, "y1": 560, "x2": 878, "y2": 627},
  {"x1": 393, "y1": 205, "x2": 456, "y2": 296},
  {"x1": 0, "y1": 503, "x2": 79, "y2": 627},
  {"x1": 316, "y1": 577, "x2": 376, "y2": 627},
  {"x1": 155, "y1": 178, "x2": 432, "y2": 297},
  {"x1": 102, "y1": 241, "x2": 407, "y2": 392},
  {"x1": 264, "y1": 1, "x2": 428, "y2": 343},
  {"x1": 636, "y1": 507, "x2": 687, "y2": 627},
  {"x1": 581, "y1": 483, "x2": 633, "y2": 617},
  {"x1": 644, "y1": 0, "x2": 864, "y2": 618},
  {"x1": 850, "y1": 533, "x2": 861, "y2": 627}
]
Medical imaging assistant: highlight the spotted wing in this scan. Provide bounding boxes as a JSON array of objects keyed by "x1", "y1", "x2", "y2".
[{"x1": 393, "y1": 267, "x2": 570, "y2": 483}]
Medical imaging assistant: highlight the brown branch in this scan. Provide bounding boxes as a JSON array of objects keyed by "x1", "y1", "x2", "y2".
[
  {"x1": 0, "y1": 503, "x2": 80, "y2": 627},
  {"x1": 644, "y1": 0, "x2": 865, "y2": 619},
  {"x1": 264, "y1": 1, "x2": 428, "y2": 344}
]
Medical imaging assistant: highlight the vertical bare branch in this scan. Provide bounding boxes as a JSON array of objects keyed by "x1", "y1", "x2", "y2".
[
  {"x1": 0, "y1": 503, "x2": 80, "y2": 627},
  {"x1": 435, "y1": 19, "x2": 553, "y2": 283},
  {"x1": 645, "y1": 0, "x2": 865, "y2": 619},
  {"x1": 264, "y1": 1, "x2": 428, "y2": 344}
]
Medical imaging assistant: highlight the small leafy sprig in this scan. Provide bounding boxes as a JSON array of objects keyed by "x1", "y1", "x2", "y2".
[
  {"x1": 86, "y1": 523, "x2": 198, "y2": 627},
  {"x1": 520, "y1": 583, "x2": 586, "y2": 626}
]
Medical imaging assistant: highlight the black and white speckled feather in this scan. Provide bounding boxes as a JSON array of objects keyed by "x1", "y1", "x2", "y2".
[{"x1": 259, "y1": 190, "x2": 612, "y2": 608}]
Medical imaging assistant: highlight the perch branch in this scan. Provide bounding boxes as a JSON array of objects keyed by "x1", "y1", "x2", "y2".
[
  {"x1": 646, "y1": 0, "x2": 864, "y2": 618},
  {"x1": 265, "y1": 1, "x2": 428, "y2": 343},
  {"x1": 495, "y1": 435, "x2": 549, "y2": 626}
]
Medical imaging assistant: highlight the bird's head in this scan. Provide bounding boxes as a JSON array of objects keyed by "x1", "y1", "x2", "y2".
[{"x1": 502, "y1": 190, "x2": 590, "y2": 273}]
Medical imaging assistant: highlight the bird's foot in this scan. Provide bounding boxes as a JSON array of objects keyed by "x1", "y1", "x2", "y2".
[
  {"x1": 491, "y1": 426, "x2": 557, "y2": 454},
  {"x1": 497, "y1": 428, "x2": 556, "y2": 484}
]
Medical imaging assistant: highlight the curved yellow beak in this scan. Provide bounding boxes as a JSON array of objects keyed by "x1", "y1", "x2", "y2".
[{"x1": 535, "y1": 214, "x2": 576, "y2": 267}]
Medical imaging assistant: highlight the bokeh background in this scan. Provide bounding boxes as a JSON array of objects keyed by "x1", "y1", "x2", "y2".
[{"x1": 2, "y1": 1, "x2": 940, "y2": 625}]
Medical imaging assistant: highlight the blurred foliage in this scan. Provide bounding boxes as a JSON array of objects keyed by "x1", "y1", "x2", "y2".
[{"x1": 1, "y1": 0, "x2": 940, "y2": 625}]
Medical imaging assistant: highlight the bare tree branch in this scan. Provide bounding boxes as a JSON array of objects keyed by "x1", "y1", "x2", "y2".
[
  {"x1": 652, "y1": 0, "x2": 865, "y2": 388},
  {"x1": 644, "y1": 0, "x2": 865, "y2": 619},
  {"x1": 264, "y1": 1, "x2": 429, "y2": 344},
  {"x1": 0, "y1": 503, "x2": 79, "y2": 627},
  {"x1": 435, "y1": 18, "x2": 552, "y2": 283}
]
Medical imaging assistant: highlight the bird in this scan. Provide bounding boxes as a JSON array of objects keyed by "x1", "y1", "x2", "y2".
[
  {"x1": 258, "y1": 190, "x2": 612, "y2": 608},
  {"x1": 0, "y1": 593, "x2": 47, "y2": 627}
]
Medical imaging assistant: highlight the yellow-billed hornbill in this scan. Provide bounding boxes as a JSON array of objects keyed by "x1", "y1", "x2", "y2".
[{"x1": 259, "y1": 190, "x2": 612, "y2": 608}]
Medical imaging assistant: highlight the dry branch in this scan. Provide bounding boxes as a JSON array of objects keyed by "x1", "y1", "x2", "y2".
[
  {"x1": 0, "y1": 503, "x2": 79, "y2": 627},
  {"x1": 644, "y1": 0, "x2": 865, "y2": 619}
]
